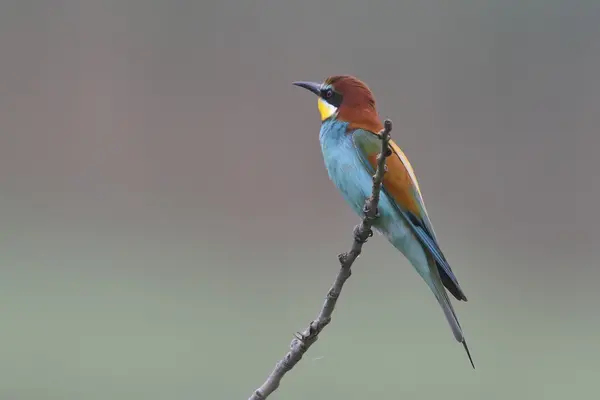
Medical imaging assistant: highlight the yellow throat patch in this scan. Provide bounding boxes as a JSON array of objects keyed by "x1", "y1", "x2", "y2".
[{"x1": 318, "y1": 97, "x2": 338, "y2": 121}]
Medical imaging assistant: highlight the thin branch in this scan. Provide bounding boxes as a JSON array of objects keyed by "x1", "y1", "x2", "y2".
[{"x1": 248, "y1": 119, "x2": 393, "y2": 400}]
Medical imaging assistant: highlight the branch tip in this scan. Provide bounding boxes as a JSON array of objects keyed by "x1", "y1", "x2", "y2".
[{"x1": 384, "y1": 118, "x2": 392, "y2": 132}]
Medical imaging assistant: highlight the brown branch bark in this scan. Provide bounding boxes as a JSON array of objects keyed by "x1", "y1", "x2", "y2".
[{"x1": 247, "y1": 119, "x2": 393, "y2": 400}]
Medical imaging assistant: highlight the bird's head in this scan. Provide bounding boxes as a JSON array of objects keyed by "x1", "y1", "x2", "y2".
[{"x1": 293, "y1": 75, "x2": 383, "y2": 133}]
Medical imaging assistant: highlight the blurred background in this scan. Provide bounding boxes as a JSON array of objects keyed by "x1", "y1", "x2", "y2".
[{"x1": 1, "y1": 0, "x2": 599, "y2": 399}]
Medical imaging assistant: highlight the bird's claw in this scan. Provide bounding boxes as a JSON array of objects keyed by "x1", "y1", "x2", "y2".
[
  {"x1": 362, "y1": 203, "x2": 370, "y2": 215},
  {"x1": 363, "y1": 203, "x2": 380, "y2": 219}
]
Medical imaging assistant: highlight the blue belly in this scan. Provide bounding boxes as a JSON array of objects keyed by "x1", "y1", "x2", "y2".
[{"x1": 318, "y1": 119, "x2": 427, "y2": 269}]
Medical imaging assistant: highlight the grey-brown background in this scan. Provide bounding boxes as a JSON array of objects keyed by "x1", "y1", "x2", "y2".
[{"x1": 1, "y1": 1, "x2": 599, "y2": 399}]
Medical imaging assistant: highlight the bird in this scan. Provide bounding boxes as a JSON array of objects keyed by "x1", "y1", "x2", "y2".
[{"x1": 293, "y1": 75, "x2": 475, "y2": 369}]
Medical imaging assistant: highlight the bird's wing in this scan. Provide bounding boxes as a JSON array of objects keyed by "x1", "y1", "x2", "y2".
[
  {"x1": 352, "y1": 128, "x2": 474, "y2": 368},
  {"x1": 352, "y1": 129, "x2": 467, "y2": 302}
]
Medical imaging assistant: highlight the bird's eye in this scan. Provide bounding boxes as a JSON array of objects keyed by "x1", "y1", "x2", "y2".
[{"x1": 324, "y1": 89, "x2": 333, "y2": 98}]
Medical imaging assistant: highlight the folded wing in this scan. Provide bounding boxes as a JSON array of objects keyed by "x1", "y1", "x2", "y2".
[{"x1": 352, "y1": 129, "x2": 467, "y2": 301}]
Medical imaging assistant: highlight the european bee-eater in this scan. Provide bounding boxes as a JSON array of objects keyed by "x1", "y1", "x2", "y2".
[{"x1": 293, "y1": 75, "x2": 474, "y2": 368}]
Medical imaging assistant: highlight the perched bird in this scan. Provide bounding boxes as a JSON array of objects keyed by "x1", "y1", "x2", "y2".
[{"x1": 293, "y1": 75, "x2": 474, "y2": 368}]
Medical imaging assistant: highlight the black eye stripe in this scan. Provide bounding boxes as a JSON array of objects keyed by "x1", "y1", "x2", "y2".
[{"x1": 320, "y1": 87, "x2": 343, "y2": 107}]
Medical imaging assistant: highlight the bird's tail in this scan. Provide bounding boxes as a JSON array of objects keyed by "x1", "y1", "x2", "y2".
[{"x1": 426, "y1": 267, "x2": 475, "y2": 369}]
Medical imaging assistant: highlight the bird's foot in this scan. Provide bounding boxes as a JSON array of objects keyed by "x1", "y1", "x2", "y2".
[{"x1": 362, "y1": 203, "x2": 380, "y2": 220}]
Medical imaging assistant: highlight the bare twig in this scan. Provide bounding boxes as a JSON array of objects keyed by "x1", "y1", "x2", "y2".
[{"x1": 248, "y1": 119, "x2": 393, "y2": 400}]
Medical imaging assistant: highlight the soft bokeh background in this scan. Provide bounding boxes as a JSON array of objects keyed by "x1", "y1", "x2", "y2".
[{"x1": 1, "y1": 1, "x2": 599, "y2": 399}]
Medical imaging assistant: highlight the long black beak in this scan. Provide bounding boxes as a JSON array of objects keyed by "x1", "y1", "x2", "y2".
[{"x1": 292, "y1": 81, "x2": 321, "y2": 96}]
